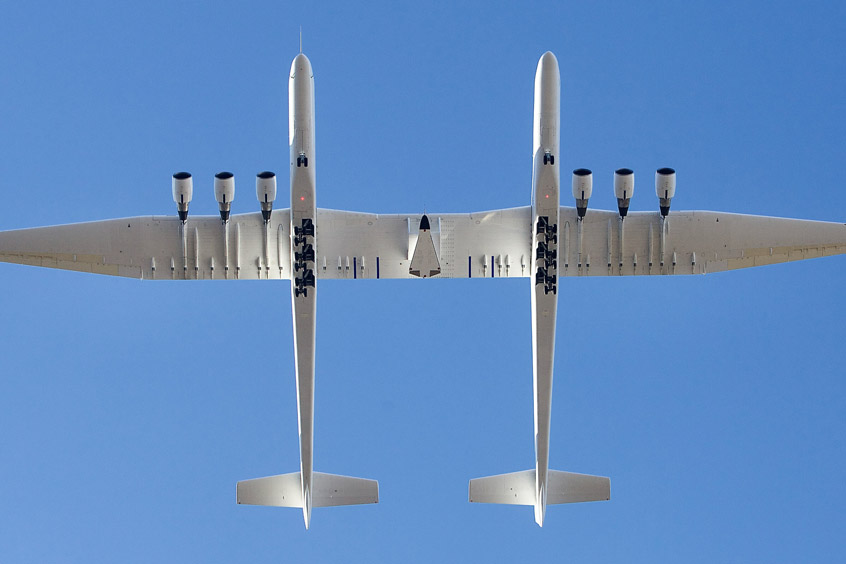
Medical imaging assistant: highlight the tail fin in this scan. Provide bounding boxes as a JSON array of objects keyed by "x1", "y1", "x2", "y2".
[
  {"x1": 469, "y1": 469, "x2": 609, "y2": 512},
  {"x1": 237, "y1": 471, "x2": 379, "y2": 508}
]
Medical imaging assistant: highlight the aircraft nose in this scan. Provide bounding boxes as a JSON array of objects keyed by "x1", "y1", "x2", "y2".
[
  {"x1": 290, "y1": 53, "x2": 313, "y2": 78},
  {"x1": 535, "y1": 50, "x2": 560, "y2": 97},
  {"x1": 536, "y1": 51, "x2": 559, "y2": 78}
]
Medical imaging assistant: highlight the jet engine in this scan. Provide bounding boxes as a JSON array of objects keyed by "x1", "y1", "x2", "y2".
[
  {"x1": 614, "y1": 168, "x2": 634, "y2": 217},
  {"x1": 214, "y1": 171, "x2": 235, "y2": 222},
  {"x1": 256, "y1": 171, "x2": 277, "y2": 223},
  {"x1": 172, "y1": 172, "x2": 193, "y2": 222},
  {"x1": 655, "y1": 168, "x2": 676, "y2": 216},
  {"x1": 571, "y1": 169, "x2": 592, "y2": 218}
]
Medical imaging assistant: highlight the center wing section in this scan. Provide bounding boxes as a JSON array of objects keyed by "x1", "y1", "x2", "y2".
[{"x1": 315, "y1": 206, "x2": 532, "y2": 280}]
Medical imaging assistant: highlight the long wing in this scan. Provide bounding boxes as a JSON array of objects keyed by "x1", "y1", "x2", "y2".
[
  {"x1": 555, "y1": 208, "x2": 846, "y2": 276},
  {"x1": 0, "y1": 206, "x2": 534, "y2": 281},
  {"x1": 0, "y1": 211, "x2": 292, "y2": 280},
  {"x1": 1, "y1": 206, "x2": 844, "y2": 280},
  {"x1": 314, "y1": 207, "x2": 846, "y2": 279}
]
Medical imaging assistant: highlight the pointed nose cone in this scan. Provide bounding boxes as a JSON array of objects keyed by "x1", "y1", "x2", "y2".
[
  {"x1": 536, "y1": 51, "x2": 559, "y2": 79},
  {"x1": 535, "y1": 51, "x2": 560, "y2": 85},
  {"x1": 539, "y1": 51, "x2": 558, "y2": 69},
  {"x1": 534, "y1": 51, "x2": 560, "y2": 115},
  {"x1": 290, "y1": 53, "x2": 313, "y2": 78}
]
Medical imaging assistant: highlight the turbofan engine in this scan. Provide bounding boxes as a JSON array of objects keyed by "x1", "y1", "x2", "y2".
[
  {"x1": 172, "y1": 172, "x2": 193, "y2": 222},
  {"x1": 256, "y1": 171, "x2": 277, "y2": 223},
  {"x1": 614, "y1": 168, "x2": 634, "y2": 217},
  {"x1": 214, "y1": 172, "x2": 235, "y2": 222},
  {"x1": 655, "y1": 168, "x2": 676, "y2": 216},
  {"x1": 571, "y1": 168, "x2": 592, "y2": 218}
]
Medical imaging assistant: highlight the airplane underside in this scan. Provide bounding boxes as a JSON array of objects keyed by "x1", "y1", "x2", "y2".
[{"x1": 1, "y1": 51, "x2": 845, "y2": 530}]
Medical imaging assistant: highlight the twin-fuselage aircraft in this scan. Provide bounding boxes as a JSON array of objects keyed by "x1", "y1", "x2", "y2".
[{"x1": 2, "y1": 51, "x2": 845, "y2": 529}]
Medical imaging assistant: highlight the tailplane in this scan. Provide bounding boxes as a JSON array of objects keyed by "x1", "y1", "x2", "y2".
[
  {"x1": 238, "y1": 471, "x2": 304, "y2": 508},
  {"x1": 469, "y1": 469, "x2": 609, "y2": 525},
  {"x1": 237, "y1": 471, "x2": 378, "y2": 528}
]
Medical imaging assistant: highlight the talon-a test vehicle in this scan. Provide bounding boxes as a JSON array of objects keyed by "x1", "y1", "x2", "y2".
[{"x1": 2, "y1": 51, "x2": 845, "y2": 529}]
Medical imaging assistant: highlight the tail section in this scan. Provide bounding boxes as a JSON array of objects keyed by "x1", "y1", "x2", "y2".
[
  {"x1": 237, "y1": 471, "x2": 378, "y2": 528},
  {"x1": 469, "y1": 469, "x2": 609, "y2": 526}
]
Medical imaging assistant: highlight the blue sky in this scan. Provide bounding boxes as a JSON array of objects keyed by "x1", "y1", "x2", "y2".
[{"x1": 1, "y1": 0, "x2": 845, "y2": 562}]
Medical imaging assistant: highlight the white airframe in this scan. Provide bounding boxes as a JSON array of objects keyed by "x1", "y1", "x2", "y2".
[{"x1": 1, "y1": 51, "x2": 845, "y2": 529}]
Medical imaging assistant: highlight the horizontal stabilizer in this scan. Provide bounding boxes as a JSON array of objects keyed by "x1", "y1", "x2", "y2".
[
  {"x1": 547, "y1": 470, "x2": 610, "y2": 504},
  {"x1": 237, "y1": 471, "x2": 378, "y2": 508},
  {"x1": 312, "y1": 472, "x2": 379, "y2": 507},
  {"x1": 469, "y1": 469, "x2": 610, "y2": 505},
  {"x1": 469, "y1": 469, "x2": 535, "y2": 505},
  {"x1": 237, "y1": 471, "x2": 302, "y2": 507}
]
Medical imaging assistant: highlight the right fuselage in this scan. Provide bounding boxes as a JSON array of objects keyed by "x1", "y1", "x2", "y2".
[{"x1": 530, "y1": 51, "x2": 561, "y2": 527}]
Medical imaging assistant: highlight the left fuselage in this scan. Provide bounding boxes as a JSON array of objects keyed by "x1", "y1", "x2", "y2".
[{"x1": 289, "y1": 52, "x2": 317, "y2": 528}]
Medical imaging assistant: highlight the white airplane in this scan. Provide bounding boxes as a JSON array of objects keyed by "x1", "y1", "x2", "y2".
[{"x1": 1, "y1": 51, "x2": 845, "y2": 530}]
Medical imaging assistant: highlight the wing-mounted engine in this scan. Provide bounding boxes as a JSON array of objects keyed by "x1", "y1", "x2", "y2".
[
  {"x1": 214, "y1": 172, "x2": 235, "y2": 222},
  {"x1": 614, "y1": 168, "x2": 634, "y2": 217},
  {"x1": 256, "y1": 171, "x2": 277, "y2": 223},
  {"x1": 172, "y1": 172, "x2": 193, "y2": 222},
  {"x1": 656, "y1": 168, "x2": 676, "y2": 216},
  {"x1": 571, "y1": 169, "x2": 592, "y2": 218}
]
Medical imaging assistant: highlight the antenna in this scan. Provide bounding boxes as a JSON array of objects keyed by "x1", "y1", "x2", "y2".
[{"x1": 299, "y1": 26, "x2": 302, "y2": 54}]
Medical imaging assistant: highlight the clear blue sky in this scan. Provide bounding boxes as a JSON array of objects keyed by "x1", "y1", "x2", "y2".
[{"x1": 1, "y1": 1, "x2": 845, "y2": 562}]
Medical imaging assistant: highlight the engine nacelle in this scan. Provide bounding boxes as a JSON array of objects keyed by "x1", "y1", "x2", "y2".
[
  {"x1": 256, "y1": 171, "x2": 277, "y2": 223},
  {"x1": 571, "y1": 168, "x2": 592, "y2": 218},
  {"x1": 614, "y1": 168, "x2": 634, "y2": 217},
  {"x1": 655, "y1": 167, "x2": 676, "y2": 217},
  {"x1": 214, "y1": 171, "x2": 235, "y2": 222},
  {"x1": 172, "y1": 172, "x2": 193, "y2": 222}
]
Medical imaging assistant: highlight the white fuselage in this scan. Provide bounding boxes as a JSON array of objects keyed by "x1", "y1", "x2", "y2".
[
  {"x1": 289, "y1": 53, "x2": 317, "y2": 529},
  {"x1": 287, "y1": 51, "x2": 560, "y2": 528},
  {"x1": 530, "y1": 51, "x2": 560, "y2": 527}
]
